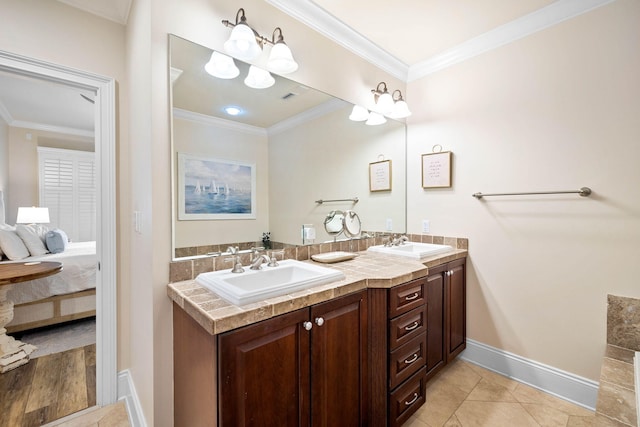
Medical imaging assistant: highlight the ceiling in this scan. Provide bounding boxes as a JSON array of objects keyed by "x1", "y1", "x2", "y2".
[{"x1": 0, "y1": 0, "x2": 612, "y2": 134}]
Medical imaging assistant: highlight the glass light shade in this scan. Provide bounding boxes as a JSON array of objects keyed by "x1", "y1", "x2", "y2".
[
  {"x1": 16, "y1": 207, "x2": 50, "y2": 224},
  {"x1": 388, "y1": 100, "x2": 412, "y2": 119},
  {"x1": 204, "y1": 52, "x2": 240, "y2": 79},
  {"x1": 224, "y1": 23, "x2": 262, "y2": 61},
  {"x1": 375, "y1": 92, "x2": 395, "y2": 115},
  {"x1": 266, "y1": 42, "x2": 299, "y2": 74},
  {"x1": 244, "y1": 66, "x2": 275, "y2": 89},
  {"x1": 365, "y1": 112, "x2": 386, "y2": 126},
  {"x1": 349, "y1": 105, "x2": 369, "y2": 121}
]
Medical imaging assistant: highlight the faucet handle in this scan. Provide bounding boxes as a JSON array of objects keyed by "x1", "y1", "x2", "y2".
[
  {"x1": 226, "y1": 246, "x2": 239, "y2": 255},
  {"x1": 224, "y1": 256, "x2": 244, "y2": 273},
  {"x1": 267, "y1": 250, "x2": 284, "y2": 267}
]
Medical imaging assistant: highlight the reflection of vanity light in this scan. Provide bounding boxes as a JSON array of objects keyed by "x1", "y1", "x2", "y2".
[
  {"x1": 204, "y1": 51, "x2": 240, "y2": 79},
  {"x1": 224, "y1": 106, "x2": 242, "y2": 116},
  {"x1": 244, "y1": 65, "x2": 275, "y2": 89},
  {"x1": 349, "y1": 105, "x2": 369, "y2": 122},
  {"x1": 365, "y1": 111, "x2": 386, "y2": 126}
]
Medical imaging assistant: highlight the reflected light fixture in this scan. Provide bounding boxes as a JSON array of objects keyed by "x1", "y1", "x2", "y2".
[
  {"x1": 224, "y1": 106, "x2": 242, "y2": 116},
  {"x1": 204, "y1": 51, "x2": 240, "y2": 79},
  {"x1": 349, "y1": 105, "x2": 369, "y2": 122},
  {"x1": 244, "y1": 65, "x2": 275, "y2": 89},
  {"x1": 222, "y1": 9, "x2": 299, "y2": 74},
  {"x1": 366, "y1": 112, "x2": 386, "y2": 126}
]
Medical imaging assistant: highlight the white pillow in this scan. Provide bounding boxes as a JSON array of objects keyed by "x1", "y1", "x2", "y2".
[
  {"x1": 0, "y1": 229, "x2": 31, "y2": 260},
  {"x1": 16, "y1": 225, "x2": 49, "y2": 256}
]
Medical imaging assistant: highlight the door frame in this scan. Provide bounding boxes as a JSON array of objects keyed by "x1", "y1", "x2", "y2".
[{"x1": 0, "y1": 50, "x2": 118, "y2": 405}]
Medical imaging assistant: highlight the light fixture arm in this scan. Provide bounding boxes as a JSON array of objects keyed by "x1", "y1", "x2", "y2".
[
  {"x1": 221, "y1": 9, "x2": 286, "y2": 49},
  {"x1": 392, "y1": 89, "x2": 404, "y2": 102}
]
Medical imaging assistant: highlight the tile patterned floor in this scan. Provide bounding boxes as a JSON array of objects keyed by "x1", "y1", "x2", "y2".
[{"x1": 406, "y1": 359, "x2": 596, "y2": 427}]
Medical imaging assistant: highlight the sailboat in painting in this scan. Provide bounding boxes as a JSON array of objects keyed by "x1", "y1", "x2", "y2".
[
  {"x1": 207, "y1": 180, "x2": 218, "y2": 198},
  {"x1": 193, "y1": 180, "x2": 203, "y2": 195}
]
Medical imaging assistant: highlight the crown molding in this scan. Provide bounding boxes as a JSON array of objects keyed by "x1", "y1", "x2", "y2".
[
  {"x1": 266, "y1": 0, "x2": 408, "y2": 81},
  {"x1": 8, "y1": 118, "x2": 93, "y2": 138},
  {"x1": 268, "y1": 98, "x2": 348, "y2": 135},
  {"x1": 268, "y1": 0, "x2": 615, "y2": 83},
  {"x1": 409, "y1": 0, "x2": 615, "y2": 80},
  {"x1": 172, "y1": 108, "x2": 268, "y2": 137}
]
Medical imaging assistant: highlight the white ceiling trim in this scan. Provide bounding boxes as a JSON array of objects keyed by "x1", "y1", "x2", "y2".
[
  {"x1": 268, "y1": 0, "x2": 616, "y2": 83},
  {"x1": 409, "y1": 0, "x2": 617, "y2": 81},
  {"x1": 266, "y1": 0, "x2": 409, "y2": 81},
  {"x1": 10, "y1": 119, "x2": 94, "y2": 138},
  {"x1": 268, "y1": 98, "x2": 348, "y2": 135},
  {"x1": 173, "y1": 108, "x2": 268, "y2": 137}
]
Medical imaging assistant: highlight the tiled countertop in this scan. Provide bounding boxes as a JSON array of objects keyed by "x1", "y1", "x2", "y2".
[{"x1": 167, "y1": 249, "x2": 467, "y2": 336}]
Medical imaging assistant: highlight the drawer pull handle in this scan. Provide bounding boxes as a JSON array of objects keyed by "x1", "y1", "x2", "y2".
[
  {"x1": 404, "y1": 354, "x2": 418, "y2": 364},
  {"x1": 405, "y1": 292, "x2": 419, "y2": 301},
  {"x1": 405, "y1": 392, "x2": 419, "y2": 406},
  {"x1": 404, "y1": 321, "x2": 419, "y2": 331}
]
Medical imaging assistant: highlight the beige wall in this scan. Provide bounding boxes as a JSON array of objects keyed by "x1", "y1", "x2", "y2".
[
  {"x1": 269, "y1": 105, "x2": 407, "y2": 244},
  {"x1": 0, "y1": 0, "x2": 130, "y2": 370},
  {"x1": 407, "y1": 0, "x2": 640, "y2": 381}
]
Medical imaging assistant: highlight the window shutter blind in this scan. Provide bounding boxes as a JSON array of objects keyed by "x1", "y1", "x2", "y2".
[{"x1": 38, "y1": 148, "x2": 95, "y2": 242}]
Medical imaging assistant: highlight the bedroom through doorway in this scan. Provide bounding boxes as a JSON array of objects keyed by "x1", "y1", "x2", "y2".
[{"x1": 0, "y1": 51, "x2": 117, "y2": 425}]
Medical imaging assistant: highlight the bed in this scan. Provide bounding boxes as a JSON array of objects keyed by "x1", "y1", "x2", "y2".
[{"x1": 0, "y1": 191, "x2": 97, "y2": 333}]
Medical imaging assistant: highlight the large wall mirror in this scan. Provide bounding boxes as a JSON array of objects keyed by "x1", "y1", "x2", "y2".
[{"x1": 170, "y1": 35, "x2": 406, "y2": 259}]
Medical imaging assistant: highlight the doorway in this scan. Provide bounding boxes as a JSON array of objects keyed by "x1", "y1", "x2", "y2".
[{"x1": 0, "y1": 50, "x2": 117, "y2": 421}]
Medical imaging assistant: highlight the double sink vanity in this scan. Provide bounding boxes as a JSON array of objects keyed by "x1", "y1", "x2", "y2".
[{"x1": 167, "y1": 236, "x2": 468, "y2": 427}]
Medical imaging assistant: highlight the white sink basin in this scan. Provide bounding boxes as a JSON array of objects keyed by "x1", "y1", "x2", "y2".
[
  {"x1": 196, "y1": 259, "x2": 345, "y2": 306},
  {"x1": 367, "y1": 242, "x2": 453, "y2": 260}
]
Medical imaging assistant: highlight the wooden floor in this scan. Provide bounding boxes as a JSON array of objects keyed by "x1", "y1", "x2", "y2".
[{"x1": 0, "y1": 344, "x2": 96, "y2": 427}]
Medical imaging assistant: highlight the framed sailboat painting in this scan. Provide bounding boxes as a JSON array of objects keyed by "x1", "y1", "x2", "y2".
[{"x1": 177, "y1": 153, "x2": 256, "y2": 220}]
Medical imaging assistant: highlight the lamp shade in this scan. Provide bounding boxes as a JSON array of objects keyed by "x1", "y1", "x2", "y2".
[
  {"x1": 266, "y1": 41, "x2": 298, "y2": 74},
  {"x1": 388, "y1": 100, "x2": 412, "y2": 119},
  {"x1": 224, "y1": 23, "x2": 262, "y2": 61},
  {"x1": 365, "y1": 112, "x2": 386, "y2": 126},
  {"x1": 16, "y1": 207, "x2": 50, "y2": 224},
  {"x1": 375, "y1": 91, "x2": 395, "y2": 115},
  {"x1": 204, "y1": 52, "x2": 240, "y2": 79},
  {"x1": 349, "y1": 105, "x2": 369, "y2": 122},
  {"x1": 244, "y1": 65, "x2": 275, "y2": 89}
]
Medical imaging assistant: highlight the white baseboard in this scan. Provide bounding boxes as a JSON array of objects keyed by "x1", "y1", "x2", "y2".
[
  {"x1": 118, "y1": 369, "x2": 148, "y2": 427},
  {"x1": 460, "y1": 339, "x2": 599, "y2": 410}
]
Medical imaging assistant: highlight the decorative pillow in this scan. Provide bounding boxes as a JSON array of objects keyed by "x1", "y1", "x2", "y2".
[
  {"x1": 16, "y1": 225, "x2": 49, "y2": 256},
  {"x1": 0, "y1": 229, "x2": 31, "y2": 260},
  {"x1": 45, "y1": 229, "x2": 68, "y2": 254}
]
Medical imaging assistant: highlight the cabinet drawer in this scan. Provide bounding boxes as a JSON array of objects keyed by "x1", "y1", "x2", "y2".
[
  {"x1": 389, "y1": 367, "x2": 426, "y2": 427},
  {"x1": 389, "y1": 305, "x2": 427, "y2": 351},
  {"x1": 388, "y1": 278, "x2": 426, "y2": 318},
  {"x1": 389, "y1": 334, "x2": 426, "y2": 390}
]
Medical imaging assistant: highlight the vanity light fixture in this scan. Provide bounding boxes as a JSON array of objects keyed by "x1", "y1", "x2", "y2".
[
  {"x1": 204, "y1": 51, "x2": 240, "y2": 79},
  {"x1": 349, "y1": 105, "x2": 369, "y2": 122},
  {"x1": 222, "y1": 8, "x2": 299, "y2": 74},
  {"x1": 388, "y1": 90, "x2": 412, "y2": 119},
  {"x1": 371, "y1": 82, "x2": 395, "y2": 115}
]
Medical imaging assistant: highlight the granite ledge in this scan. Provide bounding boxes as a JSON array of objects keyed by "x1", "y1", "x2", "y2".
[
  {"x1": 167, "y1": 249, "x2": 467, "y2": 335},
  {"x1": 595, "y1": 346, "x2": 638, "y2": 427}
]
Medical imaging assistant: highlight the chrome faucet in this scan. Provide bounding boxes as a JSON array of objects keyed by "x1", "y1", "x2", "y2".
[
  {"x1": 224, "y1": 255, "x2": 244, "y2": 273},
  {"x1": 250, "y1": 254, "x2": 271, "y2": 270}
]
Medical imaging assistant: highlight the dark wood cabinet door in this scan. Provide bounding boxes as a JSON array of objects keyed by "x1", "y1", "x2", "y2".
[
  {"x1": 218, "y1": 308, "x2": 311, "y2": 427},
  {"x1": 310, "y1": 291, "x2": 368, "y2": 427},
  {"x1": 425, "y1": 265, "x2": 446, "y2": 380},
  {"x1": 446, "y1": 258, "x2": 466, "y2": 362}
]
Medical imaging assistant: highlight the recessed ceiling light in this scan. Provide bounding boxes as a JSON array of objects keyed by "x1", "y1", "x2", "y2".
[{"x1": 224, "y1": 106, "x2": 242, "y2": 116}]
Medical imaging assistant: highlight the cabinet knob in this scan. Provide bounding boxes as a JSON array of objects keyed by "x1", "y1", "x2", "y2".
[
  {"x1": 315, "y1": 317, "x2": 325, "y2": 326},
  {"x1": 303, "y1": 321, "x2": 313, "y2": 331}
]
